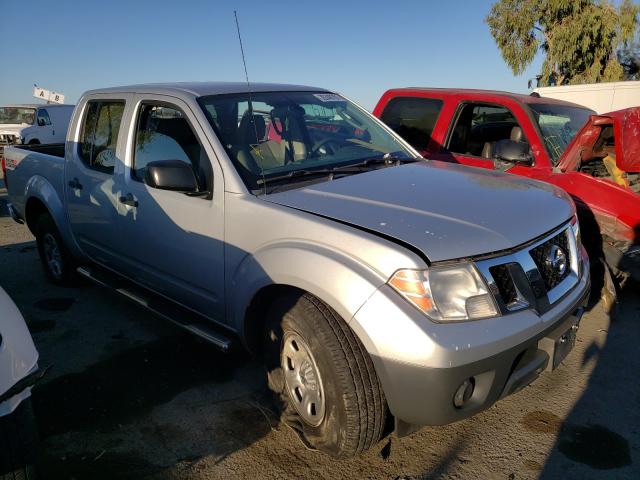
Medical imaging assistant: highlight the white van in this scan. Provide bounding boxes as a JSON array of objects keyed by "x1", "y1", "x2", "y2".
[
  {"x1": 0, "y1": 104, "x2": 74, "y2": 147},
  {"x1": 534, "y1": 81, "x2": 640, "y2": 113}
]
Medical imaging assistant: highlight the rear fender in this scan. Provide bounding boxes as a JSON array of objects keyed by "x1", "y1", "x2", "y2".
[{"x1": 24, "y1": 176, "x2": 83, "y2": 258}]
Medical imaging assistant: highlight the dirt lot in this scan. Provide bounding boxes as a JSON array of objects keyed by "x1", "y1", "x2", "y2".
[{"x1": 0, "y1": 184, "x2": 638, "y2": 479}]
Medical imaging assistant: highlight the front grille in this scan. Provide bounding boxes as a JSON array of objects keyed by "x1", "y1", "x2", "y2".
[
  {"x1": 476, "y1": 224, "x2": 580, "y2": 316},
  {"x1": 490, "y1": 264, "x2": 517, "y2": 305},
  {"x1": 0, "y1": 134, "x2": 16, "y2": 146},
  {"x1": 529, "y1": 231, "x2": 570, "y2": 291}
]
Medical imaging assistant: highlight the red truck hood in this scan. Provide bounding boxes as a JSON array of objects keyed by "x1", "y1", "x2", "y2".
[{"x1": 559, "y1": 107, "x2": 640, "y2": 172}]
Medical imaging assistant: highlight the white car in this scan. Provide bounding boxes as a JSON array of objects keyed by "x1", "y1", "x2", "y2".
[
  {"x1": 0, "y1": 286, "x2": 39, "y2": 477},
  {"x1": 0, "y1": 104, "x2": 74, "y2": 147}
]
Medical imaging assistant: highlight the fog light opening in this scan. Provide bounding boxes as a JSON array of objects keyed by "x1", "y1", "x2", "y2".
[{"x1": 453, "y1": 378, "x2": 475, "y2": 408}]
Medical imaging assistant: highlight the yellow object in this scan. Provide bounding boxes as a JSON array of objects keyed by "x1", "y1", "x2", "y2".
[{"x1": 603, "y1": 154, "x2": 628, "y2": 187}]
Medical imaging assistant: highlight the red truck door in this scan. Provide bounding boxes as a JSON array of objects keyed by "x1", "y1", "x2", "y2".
[{"x1": 436, "y1": 102, "x2": 531, "y2": 170}]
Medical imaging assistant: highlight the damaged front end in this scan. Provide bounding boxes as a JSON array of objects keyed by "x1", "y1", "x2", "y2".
[
  {"x1": 561, "y1": 107, "x2": 640, "y2": 192},
  {"x1": 558, "y1": 107, "x2": 640, "y2": 285}
]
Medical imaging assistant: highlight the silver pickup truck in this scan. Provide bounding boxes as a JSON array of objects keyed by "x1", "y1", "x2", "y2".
[{"x1": 3, "y1": 82, "x2": 590, "y2": 458}]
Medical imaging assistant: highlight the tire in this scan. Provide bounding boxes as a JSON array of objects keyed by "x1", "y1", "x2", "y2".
[
  {"x1": 34, "y1": 213, "x2": 76, "y2": 285},
  {"x1": 264, "y1": 292, "x2": 386, "y2": 458},
  {"x1": 0, "y1": 399, "x2": 39, "y2": 480}
]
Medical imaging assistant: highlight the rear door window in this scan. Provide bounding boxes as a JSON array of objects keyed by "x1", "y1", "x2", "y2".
[
  {"x1": 448, "y1": 103, "x2": 525, "y2": 157},
  {"x1": 78, "y1": 101, "x2": 125, "y2": 173},
  {"x1": 379, "y1": 97, "x2": 444, "y2": 150}
]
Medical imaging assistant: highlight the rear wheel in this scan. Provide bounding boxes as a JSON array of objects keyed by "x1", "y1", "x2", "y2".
[
  {"x1": 264, "y1": 292, "x2": 387, "y2": 458},
  {"x1": 34, "y1": 214, "x2": 76, "y2": 285},
  {"x1": 0, "y1": 399, "x2": 39, "y2": 480}
]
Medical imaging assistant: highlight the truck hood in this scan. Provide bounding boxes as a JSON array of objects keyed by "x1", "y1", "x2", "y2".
[
  {"x1": 263, "y1": 161, "x2": 574, "y2": 262},
  {"x1": 560, "y1": 107, "x2": 640, "y2": 173},
  {"x1": 0, "y1": 125, "x2": 26, "y2": 134}
]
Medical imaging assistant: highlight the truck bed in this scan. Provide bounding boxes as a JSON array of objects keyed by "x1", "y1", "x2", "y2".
[{"x1": 12, "y1": 143, "x2": 65, "y2": 158}]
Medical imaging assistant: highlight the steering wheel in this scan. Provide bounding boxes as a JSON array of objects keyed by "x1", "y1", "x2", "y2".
[{"x1": 310, "y1": 138, "x2": 342, "y2": 158}]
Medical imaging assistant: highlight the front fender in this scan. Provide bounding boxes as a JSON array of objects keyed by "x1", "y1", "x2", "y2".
[
  {"x1": 228, "y1": 240, "x2": 388, "y2": 340},
  {"x1": 24, "y1": 176, "x2": 83, "y2": 258}
]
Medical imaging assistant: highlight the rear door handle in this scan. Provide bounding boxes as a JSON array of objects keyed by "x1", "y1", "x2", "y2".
[
  {"x1": 68, "y1": 178, "x2": 83, "y2": 190},
  {"x1": 119, "y1": 193, "x2": 138, "y2": 207}
]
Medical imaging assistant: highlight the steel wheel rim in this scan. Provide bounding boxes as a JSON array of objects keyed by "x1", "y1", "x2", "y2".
[
  {"x1": 43, "y1": 233, "x2": 63, "y2": 279},
  {"x1": 281, "y1": 332, "x2": 326, "y2": 426}
]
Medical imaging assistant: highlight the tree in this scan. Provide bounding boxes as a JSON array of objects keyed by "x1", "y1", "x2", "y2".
[
  {"x1": 486, "y1": 0, "x2": 640, "y2": 85},
  {"x1": 618, "y1": 43, "x2": 640, "y2": 79}
]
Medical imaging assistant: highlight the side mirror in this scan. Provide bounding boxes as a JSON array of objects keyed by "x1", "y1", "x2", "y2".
[
  {"x1": 144, "y1": 160, "x2": 199, "y2": 192},
  {"x1": 37, "y1": 118, "x2": 46, "y2": 126},
  {"x1": 493, "y1": 139, "x2": 533, "y2": 166}
]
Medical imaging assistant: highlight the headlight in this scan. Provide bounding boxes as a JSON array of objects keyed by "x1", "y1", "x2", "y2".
[
  {"x1": 389, "y1": 263, "x2": 498, "y2": 322},
  {"x1": 14, "y1": 135, "x2": 22, "y2": 144}
]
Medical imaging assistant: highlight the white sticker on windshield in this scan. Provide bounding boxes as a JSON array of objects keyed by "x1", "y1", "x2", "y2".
[{"x1": 313, "y1": 93, "x2": 345, "y2": 102}]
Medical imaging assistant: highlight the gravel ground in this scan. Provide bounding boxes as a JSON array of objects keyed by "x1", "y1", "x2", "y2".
[{"x1": 0, "y1": 182, "x2": 638, "y2": 480}]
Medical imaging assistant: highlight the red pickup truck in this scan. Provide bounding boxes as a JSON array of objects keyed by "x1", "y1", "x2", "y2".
[{"x1": 373, "y1": 89, "x2": 640, "y2": 298}]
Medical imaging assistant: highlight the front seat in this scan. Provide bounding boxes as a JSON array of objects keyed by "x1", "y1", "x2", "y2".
[
  {"x1": 510, "y1": 126, "x2": 524, "y2": 143},
  {"x1": 236, "y1": 113, "x2": 268, "y2": 172},
  {"x1": 481, "y1": 142, "x2": 493, "y2": 159},
  {"x1": 271, "y1": 105, "x2": 310, "y2": 162}
]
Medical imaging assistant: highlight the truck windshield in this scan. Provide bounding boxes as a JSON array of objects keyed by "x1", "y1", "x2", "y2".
[
  {"x1": 198, "y1": 91, "x2": 415, "y2": 192},
  {"x1": 529, "y1": 103, "x2": 594, "y2": 164},
  {"x1": 0, "y1": 107, "x2": 36, "y2": 125}
]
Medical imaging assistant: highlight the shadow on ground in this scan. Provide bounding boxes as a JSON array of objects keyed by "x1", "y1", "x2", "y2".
[
  {"x1": 539, "y1": 241, "x2": 640, "y2": 477},
  {"x1": 32, "y1": 328, "x2": 276, "y2": 479}
]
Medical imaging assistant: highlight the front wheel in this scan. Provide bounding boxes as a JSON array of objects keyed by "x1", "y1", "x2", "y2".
[
  {"x1": 34, "y1": 213, "x2": 76, "y2": 285},
  {"x1": 264, "y1": 292, "x2": 387, "y2": 458}
]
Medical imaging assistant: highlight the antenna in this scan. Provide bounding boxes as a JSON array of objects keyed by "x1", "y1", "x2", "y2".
[
  {"x1": 234, "y1": 11, "x2": 251, "y2": 92},
  {"x1": 234, "y1": 10, "x2": 265, "y2": 190}
]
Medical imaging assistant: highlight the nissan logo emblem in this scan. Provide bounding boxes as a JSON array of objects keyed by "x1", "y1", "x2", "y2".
[{"x1": 545, "y1": 245, "x2": 568, "y2": 276}]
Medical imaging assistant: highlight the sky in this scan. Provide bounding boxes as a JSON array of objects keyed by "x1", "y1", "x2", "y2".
[{"x1": 0, "y1": 0, "x2": 545, "y2": 110}]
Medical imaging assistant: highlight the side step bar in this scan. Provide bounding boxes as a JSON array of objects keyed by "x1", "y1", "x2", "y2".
[{"x1": 77, "y1": 266, "x2": 233, "y2": 352}]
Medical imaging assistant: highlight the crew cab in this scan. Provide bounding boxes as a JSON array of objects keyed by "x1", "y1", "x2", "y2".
[
  {"x1": 0, "y1": 104, "x2": 74, "y2": 149},
  {"x1": 374, "y1": 89, "x2": 640, "y2": 295},
  {"x1": 4, "y1": 83, "x2": 589, "y2": 458}
]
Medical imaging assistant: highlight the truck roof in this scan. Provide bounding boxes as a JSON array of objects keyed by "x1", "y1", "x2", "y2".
[
  {"x1": 384, "y1": 88, "x2": 589, "y2": 109},
  {"x1": 85, "y1": 82, "x2": 329, "y2": 97},
  {"x1": 2, "y1": 104, "x2": 74, "y2": 108}
]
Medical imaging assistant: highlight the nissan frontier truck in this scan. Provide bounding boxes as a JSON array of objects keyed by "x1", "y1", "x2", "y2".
[{"x1": 3, "y1": 82, "x2": 590, "y2": 458}]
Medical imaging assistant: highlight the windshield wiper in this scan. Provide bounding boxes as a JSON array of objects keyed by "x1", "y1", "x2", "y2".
[
  {"x1": 257, "y1": 167, "x2": 363, "y2": 186},
  {"x1": 346, "y1": 153, "x2": 421, "y2": 169},
  {"x1": 256, "y1": 155, "x2": 420, "y2": 192}
]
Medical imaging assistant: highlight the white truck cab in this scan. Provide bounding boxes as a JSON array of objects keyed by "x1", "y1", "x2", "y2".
[
  {"x1": 534, "y1": 80, "x2": 640, "y2": 113},
  {"x1": 0, "y1": 104, "x2": 74, "y2": 147}
]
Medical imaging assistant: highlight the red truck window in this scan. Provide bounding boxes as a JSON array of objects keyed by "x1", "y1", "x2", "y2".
[
  {"x1": 379, "y1": 97, "x2": 443, "y2": 151},
  {"x1": 448, "y1": 103, "x2": 527, "y2": 158}
]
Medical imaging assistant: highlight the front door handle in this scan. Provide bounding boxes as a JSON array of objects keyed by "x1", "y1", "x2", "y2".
[
  {"x1": 68, "y1": 178, "x2": 83, "y2": 190},
  {"x1": 119, "y1": 193, "x2": 138, "y2": 207}
]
